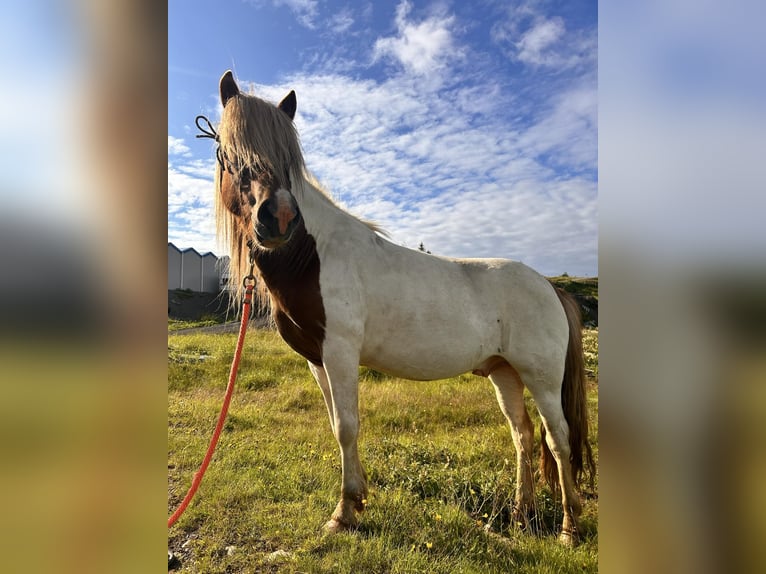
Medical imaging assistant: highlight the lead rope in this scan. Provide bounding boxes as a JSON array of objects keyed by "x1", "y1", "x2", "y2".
[{"x1": 168, "y1": 261, "x2": 256, "y2": 528}]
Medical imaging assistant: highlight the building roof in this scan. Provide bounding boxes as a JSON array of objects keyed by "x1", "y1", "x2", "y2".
[{"x1": 168, "y1": 242, "x2": 218, "y2": 258}]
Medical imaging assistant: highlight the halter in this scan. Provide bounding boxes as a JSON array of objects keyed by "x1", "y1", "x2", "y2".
[
  {"x1": 198, "y1": 115, "x2": 268, "y2": 262},
  {"x1": 195, "y1": 114, "x2": 234, "y2": 174},
  {"x1": 195, "y1": 114, "x2": 278, "y2": 187}
]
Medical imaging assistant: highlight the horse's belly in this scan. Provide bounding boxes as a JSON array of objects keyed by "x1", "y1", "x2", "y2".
[
  {"x1": 366, "y1": 361, "x2": 473, "y2": 381},
  {"x1": 360, "y1": 333, "x2": 487, "y2": 381}
]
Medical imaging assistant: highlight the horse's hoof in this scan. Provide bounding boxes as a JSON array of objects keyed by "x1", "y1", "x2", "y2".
[
  {"x1": 558, "y1": 529, "x2": 579, "y2": 547},
  {"x1": 323, "y1": 518, "x2": 353, "y2": 534}
]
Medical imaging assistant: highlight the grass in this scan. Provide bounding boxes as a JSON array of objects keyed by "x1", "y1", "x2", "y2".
[
  {"x1": 168, "y1": 315, "x2": 227, "y2": 332},
  {"x1": 168, "y1": 328, "x2": 598, "y2": 572}
]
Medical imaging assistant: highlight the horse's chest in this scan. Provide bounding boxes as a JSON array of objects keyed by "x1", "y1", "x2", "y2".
[
  {"x1": 255, "y1": 228, "x2": 326, "y2": 365},
  {"x1": 273, "y1": 307, "x2": 324, "y2": 366}
]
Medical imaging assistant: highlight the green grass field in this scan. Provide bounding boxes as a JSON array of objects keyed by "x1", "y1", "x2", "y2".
[{"x1": 168, "y1": 327, "x2": 598, "y2": 573}]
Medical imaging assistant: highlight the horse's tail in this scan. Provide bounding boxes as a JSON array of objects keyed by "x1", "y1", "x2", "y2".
[{"x1": 540, "y1": 286, "x2": 595, "y2": 491}]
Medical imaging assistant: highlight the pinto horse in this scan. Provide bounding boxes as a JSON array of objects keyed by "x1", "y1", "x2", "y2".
[{"x1": 211, "y1": 70, "x2": 594, "y2": 545}]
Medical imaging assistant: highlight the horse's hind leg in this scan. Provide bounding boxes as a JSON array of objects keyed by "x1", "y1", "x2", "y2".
[
  {"x1": 533, "y1": 388, "x2": 582, "y2": 545},
  {"x1": 488, "y1": 363, "x2": 536, "y2": 529}
]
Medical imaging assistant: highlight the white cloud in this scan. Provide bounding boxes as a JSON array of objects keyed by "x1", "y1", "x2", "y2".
[
  {"x1": 491, "y1": 6, "x2": 596, "y2": 70},
  {"x1": 517, "y1": 81, "x2": 598, "y2": 169},
  {"x1": 274, "y1": 0, "x2": 318, "y2": 29},
  {"x1": 170, "y1": 3, "x2": 597, "y2": 276},
  {"x1": 246, "y1": 0, "x2": 319, "y2": 29},
  {"x1": 245, "y1": 71, "x2": 597, "y2": 275},
  {"x1": 167, "y1": 166, "x2": 212, "y2": 213},
  {"x1": 167, "y1": 162, "x2": 220, "y2": 253},
  {"x1": 372, "y1": 0, "x2": 461, "y2": 76},
  {"x1": 328, "y1": 8, "x2": 354, "y2": 34},
  {"x1": 516, "y1": 17, "x2": 565, "y2": 65},
  {"x1": 168, "y1": 135, "x2": 191, "y2": 156}
]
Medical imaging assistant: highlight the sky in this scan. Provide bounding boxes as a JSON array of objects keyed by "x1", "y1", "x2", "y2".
[{"x1": 169, "y1": 0, "x2": 597, "y2": 277}]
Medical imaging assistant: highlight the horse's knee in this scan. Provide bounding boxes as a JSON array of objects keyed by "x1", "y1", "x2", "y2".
[{"x1": 333, "y1": 416, "x2": 360, "y2": 448}]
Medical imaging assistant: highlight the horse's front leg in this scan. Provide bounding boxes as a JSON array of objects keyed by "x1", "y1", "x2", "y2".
[{"x1": 321, "y1": 340, "x2": 368, "y2": 533}]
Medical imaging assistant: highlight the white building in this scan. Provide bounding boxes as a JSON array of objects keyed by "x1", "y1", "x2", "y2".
[
  {"x1": 168, "y1": 243, "x2": 223, "y2": 293},
  {"x1": 217, "y1": 256, "x2": 231, "y2": 291}
]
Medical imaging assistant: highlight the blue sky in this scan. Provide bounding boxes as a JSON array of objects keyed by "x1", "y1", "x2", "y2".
[{"x1": 169, "y1": 0, "x2": 597, "y2": 276}]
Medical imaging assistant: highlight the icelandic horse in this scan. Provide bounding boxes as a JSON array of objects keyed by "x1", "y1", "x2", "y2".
[{"x1": 210, "y1": 71, "x2": 594, "y2": 545}]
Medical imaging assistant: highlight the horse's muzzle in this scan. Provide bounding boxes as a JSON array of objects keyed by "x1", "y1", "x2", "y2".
[{"x1": 254, "y1": 203, "x2": 301, "y2": 249}]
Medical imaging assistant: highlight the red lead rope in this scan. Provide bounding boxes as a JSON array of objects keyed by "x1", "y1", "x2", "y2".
[{"x1": 168, "y1": 275, "x2": 255, "y2": 528}]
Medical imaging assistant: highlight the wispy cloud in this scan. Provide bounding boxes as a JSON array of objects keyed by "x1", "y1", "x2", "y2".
[
  {"x1": 247, "y1": 0, "x2": 319, "y2": 29},
  {"x1": 168, "y1": 136, "x2": 191, "y2": 156},
  {"x1": 517, "y1": 80, "x2": 598, "y2": 170},
  {"x1": 278, "y1": 0, "x2": 318, "y2": 28},
  {"x1": 491, "y1": 4, "x2": 596, "y2": 70},
  {"x1": 328, "y1": 7, "x2": 354, "y2": 34},
  {"x1": 168, "y1": 142, "x2": 219, "y2": 252},
  {"x1": 516, "y1": 17, "x2": 565, "y2": 65},
  {"x1": 170, "y1": 2, "x2": 597, "y2": 274},
  {"x1": 247, "y1": 69, "x2": 596, "y2": 275},
  {"x1": 372, "y1": 0, "x2": 462, "y2": 76}
]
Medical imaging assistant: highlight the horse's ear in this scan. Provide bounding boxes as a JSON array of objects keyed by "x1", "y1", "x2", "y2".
[
  {"x1": 278, "y1": 90, "x2": 297, "y2": 120},
  {"x1": 220, "y1": 70, "x2": 240, "y2": 107}
]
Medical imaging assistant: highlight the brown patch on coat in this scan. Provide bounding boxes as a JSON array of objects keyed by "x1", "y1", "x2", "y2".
[
  {"x1": 215, "y1": 136, "x2": 325, "y2": 364},
  {"x1": 253, "y1": 221, "x2": 326, "y2": 366},
  {"x1": 472, "y1": 355, "x2": 509, "y2": 377}
]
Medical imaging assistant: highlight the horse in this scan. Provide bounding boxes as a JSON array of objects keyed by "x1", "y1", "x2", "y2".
[{"x1": 209, "y1": 70, "x2": 594, "y2": 545}]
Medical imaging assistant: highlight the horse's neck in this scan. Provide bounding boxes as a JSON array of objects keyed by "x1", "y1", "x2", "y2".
[
  {"x1": 294, "y1": 177, "x2": 338, "y2": 216},
  {"x1": 294, "y1": 176, "x2": 373, "y2": 244}
]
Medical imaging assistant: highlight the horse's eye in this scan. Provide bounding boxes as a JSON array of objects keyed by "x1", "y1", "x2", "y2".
[{"x1": 240, "y1": 167, "x2": 251, "y2": 189}]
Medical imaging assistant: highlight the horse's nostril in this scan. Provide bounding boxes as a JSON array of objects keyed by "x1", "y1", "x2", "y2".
[
  {"x1": 277, "y1": 204, "x2": 296, "y2": 235},
  {"x1": 257, "y1": 195, "x2": 297, "y2": 239},
  {"x1": 256, "y1": 201, "x2": 277, "y2": 231}
]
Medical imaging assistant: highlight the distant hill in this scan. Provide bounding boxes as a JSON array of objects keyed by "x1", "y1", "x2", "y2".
[{"x1": 549, "y1": 276, "x2": 598, "y2": 327}]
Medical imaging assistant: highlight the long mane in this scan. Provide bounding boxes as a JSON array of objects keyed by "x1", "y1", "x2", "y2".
[
  {"x1": 215, "y1": 93, "x2": 306, "y2": 312},
  {"x1": 218, "y1": 94, "x2": 305, "y2": 181},
  {"x1": 214, "y1": 91, "x2": 386, "y2": 314}
]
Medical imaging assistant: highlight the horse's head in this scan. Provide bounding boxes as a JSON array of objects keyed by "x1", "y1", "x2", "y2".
[{"x1": 216, "y1": 70, "x2": 303, "y2": 250}]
